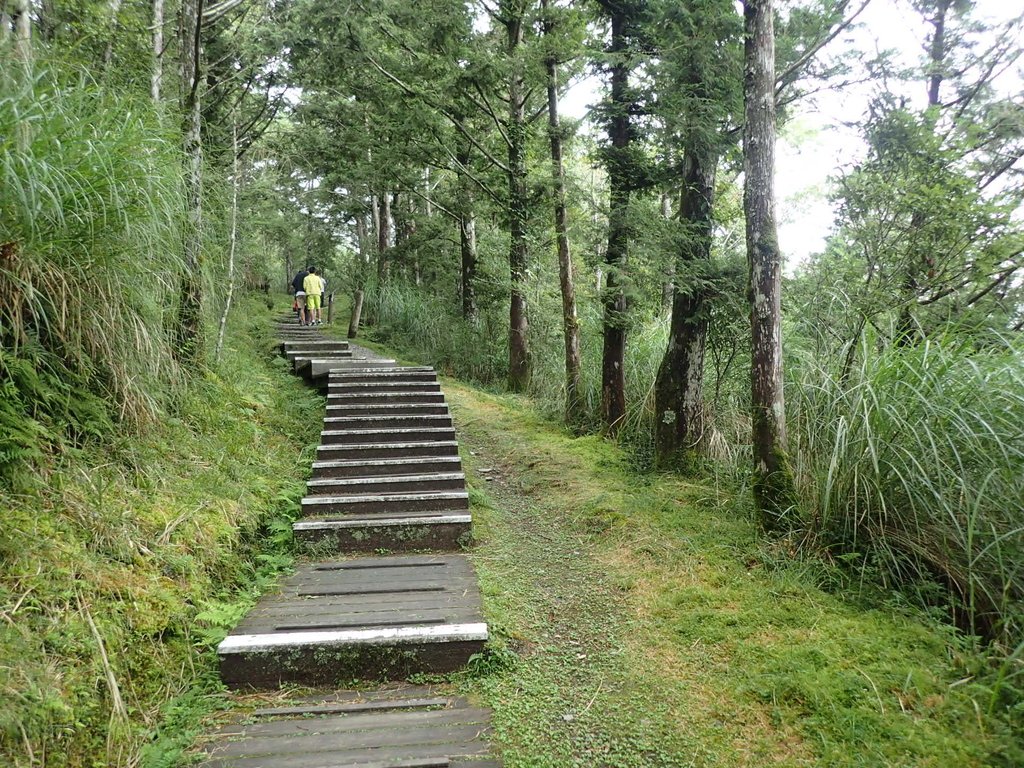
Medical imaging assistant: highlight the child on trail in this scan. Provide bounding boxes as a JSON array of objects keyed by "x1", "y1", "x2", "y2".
[{"x1": 303, "y1": 266, "x2": 324, "y2": 325}]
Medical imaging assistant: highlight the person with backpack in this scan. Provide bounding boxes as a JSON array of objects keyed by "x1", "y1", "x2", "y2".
[{"x1": 291, "y1": 266, "x2": 310, "y2": 325}]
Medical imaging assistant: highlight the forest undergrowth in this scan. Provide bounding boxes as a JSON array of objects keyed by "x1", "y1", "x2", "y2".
[
  {"x1": 0, "y1": 298, "x2": 320, "y2": 768},
  {"x1": 362, "y1": 282, "x2": 1024, "y2": 656},
  {"x1": 440, "y1": 377, "x2": 1023, "y2": 767}
]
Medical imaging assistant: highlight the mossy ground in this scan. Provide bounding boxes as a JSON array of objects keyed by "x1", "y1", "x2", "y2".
[
  {"x1": 0, "y1": 296, "x2": 322, "y2": 767},
  {"x1": 439, "y1": 381, "x2": 1021, "y2": 767}
]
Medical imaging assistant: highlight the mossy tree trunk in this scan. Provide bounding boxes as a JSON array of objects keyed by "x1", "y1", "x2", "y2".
[
  {"x1": 599, "y1": 1, "x2": 635, "y2": 434},
  {"x1": 542, "y1": 0, "x2": 583, "y2": 427},
  {"x1": 176, "y1": 0, "x2": 204, "y2": 363},
  {"x1": 456, "y1": 143, "x2": 478, "y2": 323},
  {"x1": 654, "y1": 148, "x2": 717, "y2": 468},
  {"x1": 504, "y1": 3, "x2": 530, "y2": 392},
  {"x1": 743, "y1": 0, "x2": 797, "y2": 530}
]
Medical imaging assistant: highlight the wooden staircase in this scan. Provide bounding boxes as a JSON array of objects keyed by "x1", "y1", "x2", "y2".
[{"x1": 202, "y1": 312, "x2": 498, "y2": 767}]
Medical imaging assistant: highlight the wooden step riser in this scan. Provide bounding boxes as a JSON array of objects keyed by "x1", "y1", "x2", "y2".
[
  {"x1": 328, "y1": 393, "x2": 446, "y2": 405},
  {"x1": 321, "y1": 430, "x2": 456, "y2": 445},
  {"x1": 329, "y1": 370, "x2": 434, "y2": 380},
  {"x1": 323, "y1": 416, "x2": 454, "y2": 430},
  {"x1": 307, "y1": 477, "x2": 465, "y2": 495},
  {"x1": 326, "y1": 404, "x2": 450, "y2": 416},
  {"x1": 294, "y1": 519, "x2": 472, "y2": 555},
  {"x1": 311, "y1": 458, "x2": 463, "y2": 479},
  {"x1": 329, "y1": 376, "x2": 439, "y2": 387},
  {"x1": 219, "y1": 637, "x2": 484, "y2": 688},
  {"x1": 329, "y1": 384, "x2": 442, "y2": 395},
  {"x1": 301, "y1": 495, "x2": 470, "y2": 516},
  {"x1": 285, "y1": 351, "x2": 353, "y2": 361},
  {"x1": 279, "y1": 340, "x2": 350, "y2": 350},
  {"x1": 317, "y1": 444, "x2": 459, "y2": 461}
]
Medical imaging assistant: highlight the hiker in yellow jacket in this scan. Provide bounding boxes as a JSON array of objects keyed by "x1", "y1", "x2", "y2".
[{"x1": 302, "y1": 266, "x2": 324, "y2": 326}]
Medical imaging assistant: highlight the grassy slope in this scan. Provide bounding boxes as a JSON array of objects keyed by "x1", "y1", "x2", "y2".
[
  {"x1": 436, "y1": 381, "x2": 1020, "y2": 767},
  {"x1": 0, "y1": 298, "x2": 321, "y2": 767}
]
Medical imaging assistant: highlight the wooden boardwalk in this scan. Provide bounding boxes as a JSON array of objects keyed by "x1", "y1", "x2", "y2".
[
  {"x1": 203, "y1": 314, "x2": 497, "y2": 766},
  {"x1": 201, "y1": 686, "x2": 497, "y2": 767}
]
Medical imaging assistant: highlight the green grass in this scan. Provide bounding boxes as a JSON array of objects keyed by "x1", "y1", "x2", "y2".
[
  {"x1": 0, "y1": 296, "x2": 322, "y2": 767},
  {"x1": 439, "y1": 380, "x2": 1021, "y2": 767}
]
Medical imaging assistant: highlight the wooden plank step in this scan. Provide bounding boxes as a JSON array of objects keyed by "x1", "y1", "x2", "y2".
[
  {"x1": 328, "y1": 391, "x2": 447, "y2": 405},
  {"x1": 317, "y1": 442, "x2": 460, "y2": 461},
  {"x1": 324, "y1": 414, "x2": 454, "y2": 430},
  {"x1": 218, "y1": 556, "x2": 487, "y2": 686},
  {"x1": 329, "y1": 367, "x2": 436, "y2": 380},
  {"x1": 294, "y1": 514, "x2": 472, "y2": 553},
  {"x1": 199, "y1": 690, "x2": 498, "y2": 767},
  {"x1": 285, "y1": 349, "x2": 353, "y2": 362},
  {"x1": 307, "y1": 473, "x2": 466, "y2": 495},
  {"x1": 280, "y1": 339, "x2": 350, "y2": 353},
  {"x1": 328, "y1": 382, "x2": 443, "y2": 395},
  {"x1": 200, "y1": 703, "x2": 497, "y2": 766},
  {"x1": 321, "y1": 427, "x2": 456, "y2": 446},
  {"x1": 312, "y1": 456, "x2": 462, "y2": 479},
  {"x1": 297, "y1": 359, "x2": 396, "y2": 379},
  {"x1": 301, "y1": 490, "x2": 470, "y2": 516},
  {"x1": 327, "y1": 403, "x2": 450, "y2": 417}
]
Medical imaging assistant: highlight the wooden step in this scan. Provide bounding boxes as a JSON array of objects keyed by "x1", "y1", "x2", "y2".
[
  {"x1": 294, "y1": 513, "x2": 472, "y2": 553},
  {"x1": 280, "y1": 339, "x2": 350, "y2": 352},
  {"x1": 312, "y1": 456, "x2": 463, "y2": 479},
  {"x1": 307, "y1": 473, "x2": 466, "y2": 496},
  {"x1": 217, "y1": 556, "x2": 488, "y2": 686},
  {"x1": 326, "y1": 402, "x2": 450, "y2": 416},
  {"x1": 323, "y1": 414, "x2": 454, "y2": 430},
  {"x1": 199, "y1": 688, "x2": 497, "y2": 767},
  {"x1": 317, "y1": 441, "x2": 460, "y2": 461},
  {"x1": 328, "y1": 391, "x2": 447, "y2": 405},
  {"x1": 321, "y1": 427, "x2": 456, "y2": 446},
  {"x1": 327, "y1": 381, "x2": 443, "y2": 395},
  {"x1": 285, "y1": 348, "x2": 352, "y2": 362},
  {"x1": 329, "y1": 371, "x2": 438, "y2": 386},
  {"x1": 301, "y1": 490, "x2": 470, "y2": 516}
]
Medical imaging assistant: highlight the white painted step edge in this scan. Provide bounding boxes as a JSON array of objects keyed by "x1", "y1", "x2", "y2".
[
  {"x1": 301, "y1": 491, "x2": 469, "y2": 506},
  {"x1": 294, "y1": 514, "x2": 472, "y2": 529},
  {"x1": 307, "y1": 473, "x2": 466, "y2": 487},
  {"x1": 218, "y1": 622, "x2": 489, "y2": 654}
]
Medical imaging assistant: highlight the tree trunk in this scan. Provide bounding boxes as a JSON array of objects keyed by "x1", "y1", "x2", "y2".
[
  {"x1": 660, "y1": 192, "x2": 675, "y2": 312},
  {"x1": 377, "y1": 191, "x2": 391, "y2": 282},
  {"x1": 506, "y1": 9, "x2": 530, "y2": 391},
  {"x1": 215, "y1": 124, "x2": 240, "y2": 363},
  {"x1": 601, "y1": 6, "x2": 631, "y2": 434},
  {"x1": 103, "y1": 0, "x2": 123, "y2": 68},
  {"x1": 743, "y1": 0, "x2": 797, "y2": 530},
  {"x1": 175, "y1": 0, "x2": 204, "y2": 363},
  {"x1": 4, "y1": 0, "x2": 32, "y2": 66},
  {"x1": 455, "y1": 144, "x2": 478, "y2": 321},
  {"x1": 348, "y1": 289, "x2": 364, "y2": 339},
  {"x1": 151, "y1": 0, "x2": 164, "y2": 102},
  {"x1": 654, "y1": 149, "x2": 716, "y2": 469},
  {"x1": 543, "y1": 9, "x2": 583, "y2": 426}
]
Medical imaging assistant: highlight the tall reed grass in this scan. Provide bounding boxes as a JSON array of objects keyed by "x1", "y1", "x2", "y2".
[
  {"x1": 790, "y1": 335, "x2": 1024, "y2": 645},
  {"x1": 1, "y1": 57, "x2": 187, "y2": 482}
]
